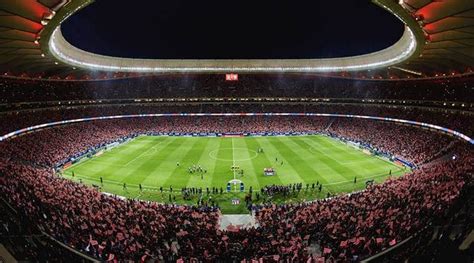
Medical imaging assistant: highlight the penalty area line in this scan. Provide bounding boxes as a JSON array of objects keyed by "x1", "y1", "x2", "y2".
[{"x1": 123, "y1": 140, "x2": 163, "y2": 167}]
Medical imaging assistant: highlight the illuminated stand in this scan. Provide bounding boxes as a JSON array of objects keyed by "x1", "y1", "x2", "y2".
[{"x1": 1, "y1": 113, "x2": 472, "y2": 145}]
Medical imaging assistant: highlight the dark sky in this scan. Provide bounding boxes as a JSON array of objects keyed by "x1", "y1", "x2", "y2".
[{"x1": 61, "y1": 0, "x2": 404, "y2": 59}]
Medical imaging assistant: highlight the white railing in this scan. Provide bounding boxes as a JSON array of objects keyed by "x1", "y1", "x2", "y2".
[{"x1": 1, "y1": 113, "x2": 472, "y2": 144}]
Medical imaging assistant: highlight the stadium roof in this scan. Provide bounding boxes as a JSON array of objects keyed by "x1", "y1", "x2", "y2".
[{"x1": 0, "y1": 0, "x2": 473, "y2": 80}]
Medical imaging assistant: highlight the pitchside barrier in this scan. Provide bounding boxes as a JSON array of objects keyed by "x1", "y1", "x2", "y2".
[
  {"x1": 1, "y1": 112, "x2": 471, "y2": 171},
  {"x1": 54, "y1": 135, "x2": 137, "y2": 168},
  {"x1": 53, "y1": 130, "x2": 416, "y2": 172},
  {"x1": 1, "y1": 113, "x2": 472, "y2": 145},
  {"x1": 326, "y1": 134, "x2": 415, "y2": 168},
  {"x1": 1, "y1": 113, "x2": 470, "y2": 171},
  {"x1": 1, "y1": 113, "x2": 469, "y2": 261}
]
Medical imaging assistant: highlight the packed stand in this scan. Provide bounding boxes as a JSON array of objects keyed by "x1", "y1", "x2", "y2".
[
  {"x1": 1, "y1": 74, "x2": 473, "y2": 103},
  {"x1": 0, "y1": 116, "x2": 329, "y2": 167},
  {"x1": 328, "y1": 118, "x2": 454, "y2": 165},
  {"x1": 0, "y1": 116, "x2": 472, "y2": 261},
  {"x1": 253, "y1": 149, "x2": 473, "y2": 261},
  {"x1": 0, "y1": 102, "x2": 472, "y2": 141}
]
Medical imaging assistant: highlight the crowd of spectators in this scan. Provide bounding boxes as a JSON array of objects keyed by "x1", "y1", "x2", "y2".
[
  {"x1": 0, "y1": 102, "x2": 471, "y2": 143},
  {"x1": 0, "y1": 116, "x2": 458, "y2": 168},
  {"x1": 1, "y1": 115, "x2": 472, "y2": 261},
  {"x1": 1, "y1": 74, "x2": 472, "y2": 103},
  {"x1": 261, "y1": 183, "x2": 304, "y2": 197},
  {"x1": 327, "y1": 118, "x2": 455, "y2": 165},
  {"x1": 0, "y1": 162, "x2": 220, "y2": 262},
  {"x1": 0, "y1": 116, "x2": 329, "y2": 167},
  {"x1": 253, "y1": 149, "x2": 472, "y2": 261},
  {"x1": 367, "y1": 176, "x2": 473, "y2": 263},
  {"x1": 0, "y1": 197, "x2": 91, "y2": 262}
]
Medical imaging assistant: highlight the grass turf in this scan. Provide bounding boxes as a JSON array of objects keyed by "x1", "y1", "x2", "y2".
[{"x1": 62, "y1": 135, "x2": 407, "y2": 214}]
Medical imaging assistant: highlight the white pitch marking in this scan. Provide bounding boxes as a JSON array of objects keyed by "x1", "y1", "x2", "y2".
[
  {"x1": 208, "y1": 148, "x2": 258, "y2": 162},
  {"x1": 124, "y1": 140, "x2": 162, "y2": 167},
  {"x1": 232, "y1": 138, "x2": 236, "y2": 180}
]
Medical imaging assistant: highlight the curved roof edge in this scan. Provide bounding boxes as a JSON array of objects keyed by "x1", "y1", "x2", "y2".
[
  {"x1": 43, "y1": 0, "x2": 424, "y2": 74},
  {"x1": 49, "y1": 27, "x2": 417, "y2": 73},
  {"x1": 3, "y1": 0, "x2": 474, "y2": 80}
]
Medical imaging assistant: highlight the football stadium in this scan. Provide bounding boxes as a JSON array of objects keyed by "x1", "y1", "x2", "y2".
[
  {"x1": 0, "y1": 0, "x2": 473, "y2": 262},
  {"x1": 62, "y1": 134, "x2": 407, "y2": 214}
]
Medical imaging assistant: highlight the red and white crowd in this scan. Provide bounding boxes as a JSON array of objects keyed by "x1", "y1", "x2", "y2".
[
  {"x1": 0, "y1": 103, "x2": 471, "y2": 145},
  {"x1": 1, "y1": 75, "x2": 472, "y2": 103},
  {"x1": 1, "y1": 115, "x2": 472, "y2": 262}
]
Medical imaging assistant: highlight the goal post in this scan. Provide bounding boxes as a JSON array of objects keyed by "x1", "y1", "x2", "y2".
[{"x1": 227, "y1": 179, "x2": 244, "y2": 193}]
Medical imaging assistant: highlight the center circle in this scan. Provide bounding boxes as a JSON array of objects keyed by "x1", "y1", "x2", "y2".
[{"x1": 208, "y1": 148, "x2": 259, "y2": 162}]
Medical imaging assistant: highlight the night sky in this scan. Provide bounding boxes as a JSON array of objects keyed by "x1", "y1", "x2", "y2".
[{"x1": 61, "y1": 0, "x2": 404, "y2": 59}]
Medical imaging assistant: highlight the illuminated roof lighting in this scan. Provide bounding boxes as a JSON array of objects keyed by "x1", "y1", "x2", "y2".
[{"x1": 49, "y1": 26, "x2": 417, "y2": 73}]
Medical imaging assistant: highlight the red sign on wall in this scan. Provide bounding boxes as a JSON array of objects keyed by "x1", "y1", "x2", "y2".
[{"x1": 225, "y1": 73, "x2": 238, "y2": 81}]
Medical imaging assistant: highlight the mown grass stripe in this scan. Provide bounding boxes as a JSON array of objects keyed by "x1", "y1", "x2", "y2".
[
  {"x1": 289, "y1": 136, "x2": 348, "y2": 183},
  {"x1": 262, "y1": 137, "x2": 312, "y2": 184},
  {"x1": 299, "y1": 136, "x2": 367, "y2": 179},
  {"x1": 278, "y1": 136, "x2": 332, "y2": 185},
  {"x1": 315, "y1": 136, "x2": 398, "y2": 177},
  {"x1": 67, "y1": 137, "x2": 168, "y2": 181},
  {"x1": 211, "y1": 138, "x2": 234, "y2": 188},
  {"x1": 136, "y1": 137, "x2": 191, "y2": 187},
  {"x1": 228, "y1": 138, "x2": 257, "y2": 190},
  {"x1": 62, "y1": 135, "x2": 410, "y2": 208},
  {"x1": 243, "y1": 137, "x2": 283, "y2": 189},
  {"x1": 111, "y1": 137, "x2": 177, "y2": 183},
  {"x1": 186, "y1": 137, "x2": 220, "y2": 189},
  {"x1": 300, "y1": 136, "x2": 400, "y2": 193},
  {"x1": 162, "y1": 137, "x2": 210, "y2": 188}
]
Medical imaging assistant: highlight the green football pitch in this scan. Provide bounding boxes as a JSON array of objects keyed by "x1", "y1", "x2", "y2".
[{"x1": 63, "y1": 135, "x2": 407, "y2": 214}]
